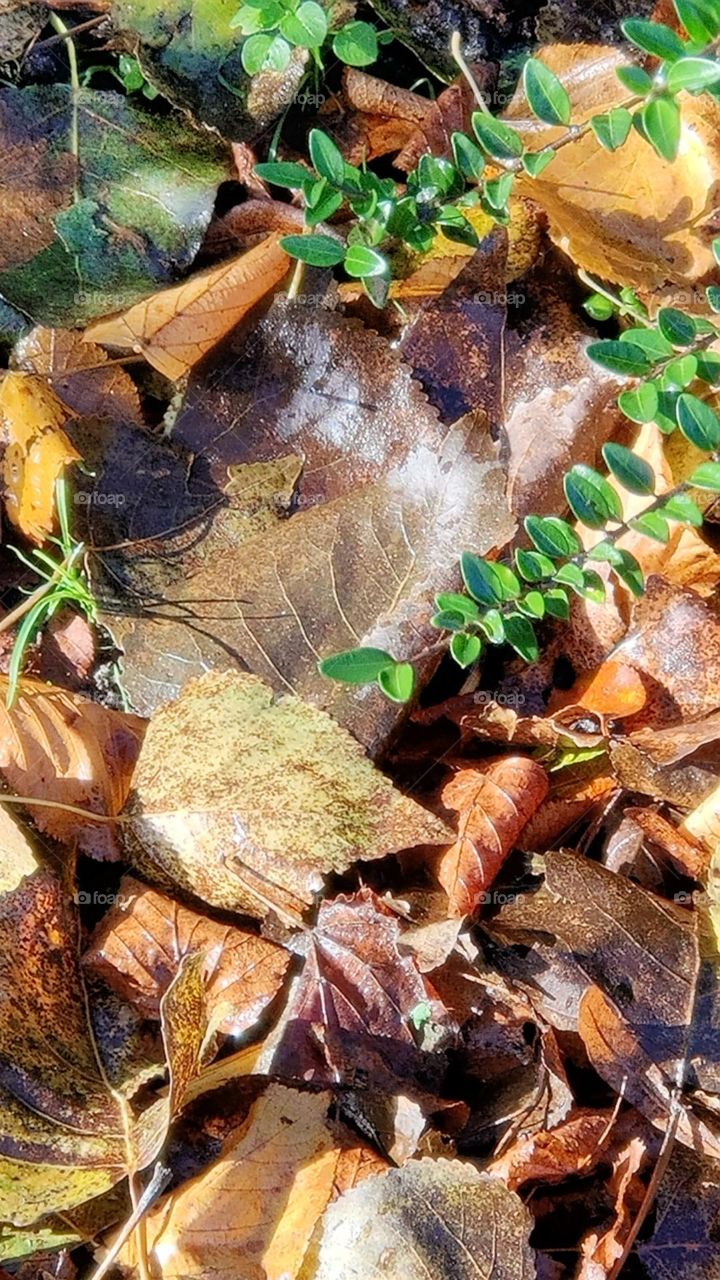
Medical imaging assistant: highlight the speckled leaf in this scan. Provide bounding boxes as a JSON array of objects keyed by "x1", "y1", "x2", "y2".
[
  {"x1": 0, "y1": 86, "x2": 228, "y2": 326},
  {"x1": 306, "y1": 1157, "x2": 536, "y2": 1280},
  {"x1": 121, "y1": 670, "x2": 451, "y2": 921},
  {"x1": 112, "y1": 0, "x2": 308, "y2": 135}
]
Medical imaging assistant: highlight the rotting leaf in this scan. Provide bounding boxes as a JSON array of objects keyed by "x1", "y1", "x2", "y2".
[
  {"x1": 636, "y1": 1146, "x2": 720, "y2": 1279},
  {"x1": 0, "y1": 372, "x2": 80, "y2": 543},
  {"x1": 85, "y1": 236, "x2": 291, "y2": 382},
  {"x1": 83, "y1": 875, "x2": 290, "y2": 1035},
  {"x1": 304, "y1": 1156, "x2": 536, "y2": 1280},
  {"x1": 121, "y1": 670, "x2": 451, "y2": 921},
  {"x1": 0, "y1": 86, "x2": 228, "y2": 326},
  {"x1": 0, "y1": 675, "x2": 145, "y2": 861},
  {"x1": 121, "y1": 1083, "x2": 388, "y2": 1280},
  {"x1": 13, "y1": 327, "x2": 143, "y2": 426},
  {"x1": 437, "y1": 758, "x2": 549, "y2": 917}
]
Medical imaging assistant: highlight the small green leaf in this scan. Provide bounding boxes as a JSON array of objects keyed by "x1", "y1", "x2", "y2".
[
  {"x1": 659, "y1": 354, "x2": 698, "y2": 390},
  {"x1": 586, "y1": 340, "x2": 653, "y2": 376},
  {"x1": 622, "y1": 17, "x2": 687, "y2": 59},
  {"x1": 653, "y1": 388, "x2": 681, "y2": 434},
  {"x1": 378, "y1": 661, "x2": 416, "y2": 703},
  {"x1": 588, "y1": 543, "x2": 644, "y2": 595},
  {"x1": 544, "y1": 587, "x2": 570, "y2": 619},
  {"x1": 590, "y1": 108, "x2": 633, "y2": 151},
  {"x1": 657, "y1": 307, "x2": 697, "y2": 346},
  {"x1": 667, "y1": 55, "x2": 720, "y2": 92},
  {"x1": 602, "y1": 442, "x2": 656, "y2": 495},
  {"x1": 515, "y1": 548, "x2": 558, "y2": 581},
  {"x1": 504, "y1": 614, "x2": 539, "y2": 662},
  {"x1": 584, "y1": 292, "x2": 615, "y2": 321},
  {"x1": 696, "y1": 351, "x2": 720, "y2": 383},
  {"x1": 523, "y1": 57, "x2": 571, "y2": 125},
  {"x1": 522, "y1": 149, "x2": 555, "y2": 176},
  {"x1": 435, "y1": 592, "x2": 481, "y2": 621},
  {"x1": 309, "y1": 129, "x2": 346, "y2": 186},
  {"x1": 615, "y1": 65, "x2": 653, "y2": 94},
  {"x1": 629, "y1": 510, "x2": 671, "y2": 542},
  {"x1": 431, "y1": 609, "x2": 468, "y2": 631},
  {"x1": 642, "y1": 97, "x2": 681, "y2": 163},
  {"x1": 553, "y1": 562, "x2": 585, "y2": 592},
  {"x1": 673, "y1": 0, "x2": 720, "y2": 44},
  {"x1": 332, "y1": 19, "x2": 379, "y2": 66},
  {"x1": 451, "y1": 132, "x2": 485, "y2": 179},
  {"x1": 450, "y1": 632, "x2": 482, "y2": 668},
  {"x1": 241, "y1": 32, "x2": 291, "y2": 73},
  {"x1": 478, "y1": 609, "x2": 505, "y2": 643},
  {"x1": 706, "y1": 286, "x2": 720, "y2": 313},
  {"x1": 563, "y1": 464, "x2": 624, "y2": 529},
  {"x1": 661, "y1": 491, "x2": 704, "y2": 525},
  {"x1": 460, "y1": 552, "x2": 520, "y2": 605},
  {"x1": 343, "y1": 243, "x2": 388, "y2": 278},
  {"x1": 279, "y1": 0, "x2": 327, "y2": 46},
  {"x1": 517, "y1": 590, "x2": 546, "y2": 618},
  {"x1": 280, "y1": 233, "x2": 345, "y2": 266},
  {"x1": 305, "y1": 180, "x2": 344, "y2": 226},
  {"x1": 481, "y1": 172, "x2": 514, "y2": 220},
  {"x1": 319, "y1": 647, "x2": 395, "y2": 684},
  {"x1": 618, "y1": 382, "x2": 659, "y2": 423},
  {"x1": 689, "y1": 460, "x2": 720, "y2": 489},
  {"x1": 254, "y1": 160, "x2": 309, "y2": 188},
  {"x1": 676, "y1": 393, "x2": 720, "y2": 449},
  {"x1": 471, "y1": 112, "x2": 523, "y2": 161},
  {"x1": 622, "y1": 327, "x2": 674, "y2": 361},
  {"x1": 525, "y1": 515, "x2": 582, "y2": 557},
  {"x1": 713, "y1": 236, "x2": 720, "y2": 265}
]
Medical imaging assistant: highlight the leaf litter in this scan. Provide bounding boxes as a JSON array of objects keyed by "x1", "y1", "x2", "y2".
[{"x1": 0, "y1": 5, "x2": 719, "y2": 1279}]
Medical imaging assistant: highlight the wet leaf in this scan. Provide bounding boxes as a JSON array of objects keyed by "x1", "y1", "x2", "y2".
[
  {"x1": 437, "y1": 759, "x2": 549, "y2": 916},
  {"x1": 637, "y1": 1147, "x2": 720, "y2": 1278},
  {"x1": 0, "y1": 86, "x2": 228, "y2": 326},
  {"x1": 85, "y1": 236, "x2": 291, "y2": 381},
  {"x1": 0, "y1": 373, "x2": 80, "y2": 542},
  {"x1": 83, "y1": 875, "x2": 290, "y2": 1035},
  {"x1": 14, "y1": 327, "x2": 143, "y2": 426},
  {"x1": 121, "y1": 671, "x2": 451, "y2": 921},
  {"x1": 307, "y1": 1157, "x2": 535, "y2": 1280}
]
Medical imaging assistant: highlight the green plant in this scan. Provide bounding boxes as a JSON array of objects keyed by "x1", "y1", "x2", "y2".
[
  {"x1": 230, "y1": 0, "x2": 389, "y2": 74},
  {"x1": 6, "y1": 479, "x2": 98, "y2": 707},
  {"x1": 82, "y1": 53, "x2": 160, "y2": 99},
  {"x1": 255, "y1": 0, "x2": 720, "y2": 701}
]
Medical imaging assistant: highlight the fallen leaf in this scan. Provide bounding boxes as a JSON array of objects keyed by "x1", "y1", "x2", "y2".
[
  {"x1": 0, "y1": 804, "x2": 39, "y2": 891},
  {"x1": 305, "y1": 1156, "x2": 536, "y2": 1280},
  {"x1": 0, "y1": 372, "x2": 80, "y2": 542},
  {"x1": 14, "y1": 327, "x2": 143, "y2": 425},
  {"x1": 0, "y1": 675, "x2": 144, "y2": 861},
  {"x1": 123, "y1": 1083, "x2": 388, "y2": 1280},
  {"x1": 517, "y1": 757, "x2": 615, "y2": 853},
  {"x1": 578, "y1": 1135, "x2": 647, "y2": 1280},
  {"x1": 85, "y1": 236, "x2": 291, "y2": 381},
  {"x1": 489, "y1": 1109, "x2": 621, "y2": 1190},
  {"x1": 0, "y1": 86, "x2": 228, "y2": 326},
  {"x1": 122, "y1": 670, "x2": 451, "y2": 921},
  {"x1": 340, "y1": 66, "x2": 476, "y2": 169},
  {"x1": 622, "y1": 806, "x2": 709, "y2": 882},
  {"x1": 627, "y1": 713, "x2": 720, "y2": 767},
  {"x1": 636, "y1": 1146, "x2": 720, "y2": 1278},
  {"x1": 504, "y1": 44, "x2": 720, "y2": 288},
  {"x1": 38, "y1": 609, "x2": 96, "y2": 690},
  {"x1": 83, "y1": 874, "x2": 290, "y2": 1035},
  {"x1": 437, "y1": 758, "x2": 549, "y2": 916}
]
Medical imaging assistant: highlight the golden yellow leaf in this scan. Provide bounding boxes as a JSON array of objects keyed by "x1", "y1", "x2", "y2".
[
  {"x1": 84, "y1": 234, "x2": 291, "y2": 381},
  {"x1": 0, "y1": 372, "x2": 80, "y2": 542},
  {"x1": 504, "y1": 44, "x2": 720, "y2": 288}
]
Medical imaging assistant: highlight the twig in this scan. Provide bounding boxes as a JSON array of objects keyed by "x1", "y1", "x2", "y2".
[
  {"x1": 450, "y1": 31, "x2": 491, "y2": 113},
  {"x1": 87, "y1": 1163, "x2": 172, "y2": 1280}
]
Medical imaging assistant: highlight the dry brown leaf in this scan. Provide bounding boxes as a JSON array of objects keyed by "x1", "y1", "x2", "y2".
[
  {"x1": 437, "y1": 758, "x2": 549, "y2": 917},
  {"x1": 578, "y1": 1135, "x2": 647, "y2": 1280},
  {"x1": 83, "y1": 875, "x2": 290, "y2": 1036},
  {"x1": 518, "y1": 760, "x2": 615, "y2": 853},
  {"x1": 0, "y1": 675, "x2": 145, "y2": 860},
  {"x1": 122, "y1": 1084, "x2": 388, "y2": 1280},
  {"x1": 623, "y1": 806, "x2": 709, "y2": 882},
  {"x1": 0, "y1": 372, "x2": 80, "y2": 542},
  {"x1": 488, "y1": 1109, "x2": 617, "y2": 1190},
  {"x1": 13, "y1": 326, "x2": 143, "y2": 425},
  {"x1": 504, "y1": 44, "x2": 720, "y2": 288},
  {"x1": 85, "y1": 235, "x2": 290, "y2": 381}
]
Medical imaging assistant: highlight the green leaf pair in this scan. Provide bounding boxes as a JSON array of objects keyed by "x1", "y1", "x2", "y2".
[{"x1": 319, "y1": 648, "x2": 416, "y2": 703}]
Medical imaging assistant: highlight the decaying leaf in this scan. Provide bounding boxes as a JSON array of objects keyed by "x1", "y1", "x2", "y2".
[
  {"x1": 636, "y1": 1146, "x2": 720, "y2": 1279},
  {"x1": 122, "y1": 1084, "x2": 388, "y2": 1280},
  {"x1": 0, "y1": 86, "x2": 228, "y2": 326},
  {"x1": 85, "y1": 237, "x2": 291, "y2": 382},
  {"x1": 306, "y1": 1157, "x2": 536, "y2": 1280},
  {"x1": 83, "y1": 875, "x2": 290, "y2": 1035},
  {"x1": 122, "y1": 671, "x2": 451, "y2": 921},
  {"x1": 0, "y1": 675, "x2": 145, "y2": 861},
  {"x1": 0, "y1": 372, "x2": 80, "y2": 542},
  {"x1": 505, "y1": 44, "x2": 720, "y2": 288},
  {"x1": 489, "y1": 1109, "x2": 627, "y2": 1190},
  {"x1": 578, "y1": 1134, "x2": 647, "y2": 1280},
  {"x1": 437, "y1": 758, "x2": 549, "y2": 917},
  {"x1": 14, "y1": 327, "x2": 143, "y2": 426}
]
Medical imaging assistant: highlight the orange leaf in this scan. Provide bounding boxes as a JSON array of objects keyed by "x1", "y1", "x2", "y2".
[
  {"x1": 437, "y1": 758, "x2": 549, "y2": 916},
  {"x1": 84, "y1": 234, "x2": 290, "y2": 381},
  {"x1": 0, "y1": 372, "x2": 80, "y2": 543}
]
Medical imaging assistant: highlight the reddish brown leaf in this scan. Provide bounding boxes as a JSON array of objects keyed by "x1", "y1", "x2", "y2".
[
  {"x1": 437, "y1": 758, "x2": 549, "y2": 916},
  {"x1": 83, "y1": 875, "x2": 290, "y2": 1036},
  {"x1": 489, "y1": 1109, "x2": 618, "y2": 1190},
  {"x1": 578, "y1": 1135, "x2": 647, "y2": 1280}
]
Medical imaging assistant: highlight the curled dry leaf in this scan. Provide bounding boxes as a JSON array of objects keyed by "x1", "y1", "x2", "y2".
[
  {"x1": 14, "y1": 327, "x2": 143, "y2": 426},
  {"x1": 122, "y1": 1083, "x2": 388, "y2": 1280},
  {"x1": 488, "y1": 1109, "x2": 620, "y2": 1191},
  {"x1": 85, "y1": 236, "x2": 290, "y2": 382},
  {"x1": 504, "y1": 44, "x2": 720, "y2": 288},
  {"x1": 0, "y1": 372, "x2": 79, "y2": 542},
  {"x1": 437, "y1": 758, "x2": 549, "y2": 917},
  {"x1": 577, "y1": 1135, "x2": 647, "y2": 1280},
  {"x1": 121, "y1": 671, "x2": 451, "y2": 922},
  {"x1": 0, "y1": 675, "x2": 145, "y2": 861},
  {"x1": 622, "y1": 806, "x2": 709, "y2": 882},
  {"x1": 306, "y1": 1157, "x2": 536, "y2": 1280},
  {"x1": 83, "y1": 875, "x2": 290, "y2": 1036}
]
